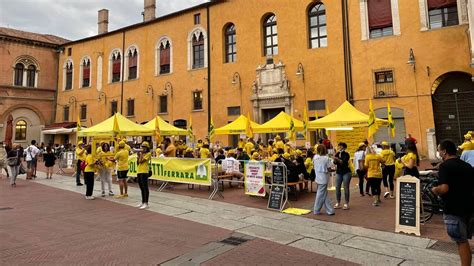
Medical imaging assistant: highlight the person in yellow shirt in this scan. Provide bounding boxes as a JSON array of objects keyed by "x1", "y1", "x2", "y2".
[
  {"x1": 137, "y1": 141, "x2": 151, "y2": 210},
  {"x1": 114, "y1": 141, "x2": 129, "y2": 198},
  {"x1": 380, "y1": 141, "x2": 396, "y2": 199},
  {"x1": 274, "y1": 135, "x2": 284, "y2": 150},
  {"x1": 250, "y1": 152, "x2": 260, "y2": 161},
  {"x1": 238, "y1": 138, "x2": 245, "y2": 149},
  {"x1": 458, "y1": 133, "x2": 474, "y2": 151},
  {"x1": 83, "y1": 145, "x2": 99, "y2": 199},
  {"x1": 244, "y1": 138, "x2": 254, "y2": 155},
  {"x1": 364, "y1": 145, "x2": 384, "y2": 206},
  {"x1": 98, "y1": 143, "x2": 114, "y2": 197},
  {"x1": 399, "y1": 142, "x2": 419, "y2": 178},
  {"x1": 75, "y1": 141, "x2": 86, "y2": 186},
  {"x1": 200, "y1": 143, "x2": 211, "y2": 158},
  {"x1": 305, "y1": 149, "x2": 314, "y2": 181},
  {"x1": 197, "y1": 139, "x2": 203, "y2": 149}
]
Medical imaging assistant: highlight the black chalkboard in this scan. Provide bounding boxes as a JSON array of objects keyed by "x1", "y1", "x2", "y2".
[
  {"x1": 272, "y1": 164, "x2": 284, "y2": 185},
  {"x1": 268, "y1": 185, "x2": 284, "y2": 210},
  {"x1": 399, "y1": 182, "x2": 417, "y2": 227}
]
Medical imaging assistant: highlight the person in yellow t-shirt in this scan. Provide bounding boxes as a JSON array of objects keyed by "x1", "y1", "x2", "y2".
[
  {"x1": 75, "y1": 141, "x2": 86, "y2": 186},
  {"x1": 305, "y1": 149, "x2": 314, "y2": 177},
  {"x1": 250, "y1": 152, "x2": 260, "y2": 161},
  {"x1": 458, "y1": 134, "x2": 474, "y2": 151},
  {"x1": 238, "y1": 138, "x2": 245, "y2": 149},
  {"x1": 398, "y1": 142, "x2": 420, "y2": 178},
  {"x1": 200, "y1": 144, "x2": 211, "y2": 159},
  {"x1": 364, "y1": 146, "x2": 384, "y2": 206},
  {"x1": 197, "y1": 139, "x2": 203, "y2": 149},
  {"x1": 244, "y1": 139, "x2": 254, "y2": 155},
  {"x1": 380, "y1": 141, "x2": 396, "y2": 199},
  {"x1": 98, "y1": 143, "x2": 114, "y2": 197},
  {"x1": 137, "y1": 141, "x2": 151, "y2": 209},
  {"x1": 114, "y1": 141, "x2": 129, "y2": 198},
  {"x1": 83, "y1": 145, "x2": 99, "y2": 199},
  {"x1": 274, "y1": 135, "x2": 284, "y2": 150}
]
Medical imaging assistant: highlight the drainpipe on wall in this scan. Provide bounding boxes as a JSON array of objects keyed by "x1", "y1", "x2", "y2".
[
  {"x1": 341, "y1": 0, "x2": 354, "y2": 103},
  {"x1": 52, "y1": 46, "x2": 63, "y2": 124},
  {"x1": 120, "y1": 30, "x2": 125, "y2": 114},
  {"x1": 206, "y1": 5, "x2": 211, "y2": 132}
]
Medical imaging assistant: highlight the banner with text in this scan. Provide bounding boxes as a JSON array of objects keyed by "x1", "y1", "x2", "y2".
[
  {"x1": 244, "y1": 161, "x2": 266, "y2": 197},
  {"x1": 128, "y1": 156, "x2": 211, "y2": 186}
]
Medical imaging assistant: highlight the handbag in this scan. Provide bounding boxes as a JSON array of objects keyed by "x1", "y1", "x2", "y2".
[
  {"x1": 19, "y1": 164, "x2": 26, "y2": 175},
  {"x1": 7, "y1": 157, "x2": 18, "y2": 167}
]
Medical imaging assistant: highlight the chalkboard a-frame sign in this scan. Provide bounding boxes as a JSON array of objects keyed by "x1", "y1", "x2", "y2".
[
  {"x1": 395, "y1": 175, "x2": 421, "y2": 236},
  {"x1": 267, "y1": 164, "x2": 286, "y2": 211}
]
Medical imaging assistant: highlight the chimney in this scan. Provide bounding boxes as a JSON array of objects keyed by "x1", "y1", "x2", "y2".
[
  {"x1": 98, "y1": 9, "x2": 109, "y2": 35},
  {"x1": 143, "y1": 0, "x2": 156, "y2": 22}
]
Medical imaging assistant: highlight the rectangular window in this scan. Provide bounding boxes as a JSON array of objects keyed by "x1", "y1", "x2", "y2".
[
  {"x1": 308, "y1": 100, "x2": 326, "y2": 111},
  {"x1": 368, "y1": 0, "x2": 393, "y2": 38},
  {"x1": 374, "y1": 70, "x2": 397, "y2": 98},
  {"x1": 160, "y1": 46, "x2": 171, "y2": 74},
  {"x1": 194, "y1": 13, "x2": 201, "y2": 25},
  {"x1": 112, "y1": 60, "x2": 121, "y2": 82},
  {"x1": 82, "y1": 67, "x2": 90, "y2": 87},
  {"x1": 63, "y1": 106, "x2": 69, "y2": 122},
  {"x1": 159, "y1": 95, "x2": 168, "y2": 113},
  {"x1": 193, "y1": 42, "x2": 204, "y2": 69},
  {"x1": 67, "y1": 47, "x2": 72, "y2": 56},
  {"x1": 193, "y1": 91, "x2": 203, "y2": 110},
  {"x1": 227, "y1": 106, "x2": 241, "y2": 116},
  {"x1": 65, "y1": 71, "x2": 72, "y2": 90},
  {"x1": 110, "y1": 101, "x2": 117, "y2": 116},
  {"x1": 127, "y1": 99, "x2": 135, "y2": 116},
  {"x1": 428, "y1": 3, "x2": 458, "y2": 29},
  {"x1": 80, "y1": 105, "x2": 87, "y2": 120},
  {"x1": 128, "y1": 55, "x2": 137, "y2": 80}
]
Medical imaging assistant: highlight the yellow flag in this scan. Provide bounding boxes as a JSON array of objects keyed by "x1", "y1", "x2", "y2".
[
  {"x1": 387, "y1": 103, "x2": 396, "y2": 138},
  {"x1": 326, "y1": 105, "x2": 330, "y2": 115},
  {"x1": 155, "y1": 116, "x2": 162, "y2": 144},
  {"x1": 209, "y1": 117, "x2": 215, "y2": 141},
  {"x1": 187, "y1": 116, "x2": 194, "y2": 141},
  {"x1": 76, "y1": 114, "x2": 81, "y2": 132},
  {"x1": 368, "y1": 99, "x2": 379, "y2": 139},
  {"x1": 113, "y1": 114, "x2": 119, "y2": 133},
  {"x1": 303, "y1": 106, "x2": 308, "y2": 139},
  {"x1": 289, "y1": 117, "x2": 296, "y2": 141},
  {"x1": 246, "y1": 112, "x2": 253, "y2": 138},
  {"x1": 314, "y1": 110, "x2": 319, "y2": 120}
]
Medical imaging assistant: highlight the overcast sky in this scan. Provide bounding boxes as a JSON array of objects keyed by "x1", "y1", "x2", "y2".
[{"x1": 0, "y1": 0, "x2": 207, "y2": 41}]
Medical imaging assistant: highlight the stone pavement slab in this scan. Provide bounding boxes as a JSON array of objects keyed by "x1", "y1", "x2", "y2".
[{"x1": 18, "y1": 171, "x2": 462, "y2": 265}]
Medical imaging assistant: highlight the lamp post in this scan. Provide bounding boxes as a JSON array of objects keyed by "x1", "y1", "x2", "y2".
[
  {"x1": 68, "y1": 96, "x2": 77, "y2": 120},
  {"x1": 296, "y1": 62, "x2": 305, "y2": 82},
  {"x1": 407, "y1": 48, "x2": 416, "y2": 72},
  {"x1": 146, "y1": 85, "x2": 154, "y2": 115},
  {"x1": 97, "y1": 92, "x2": 107, "y2": 103},
  {"x1": 231, "y1": 72, "x2": 242, "y2": 111},
  {"x1": 164, "y1": 82, "x2": 173, "y2": 122}
]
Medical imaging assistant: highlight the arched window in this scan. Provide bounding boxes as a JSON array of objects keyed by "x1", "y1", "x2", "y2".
[
  {"x1": 127, "y1": 46, "x2": 138, "y2": 80},
  {"x1": 263, "y1": 14, "x2": 278, "y2": 56},
  {"x1": 111, "y1": 50, "x2": 122, "y2": 83},
  {"x1": 26, "y1": 65, "x2": 36, "y2": 87},
  {"x1": 192, "y1": 32, "x2": 205, "y2": 69},
  {"x1": 224, "y1": 23, "x2": 237, "y2": 63},
  {"x1": 14, "y1": 63, "x2": 24, "y2": 86},
  {"x1": 159, "y1": 41, "x2": 171, "y2": 74},
  {"x1": 65, "y1": 61, "x2": 73, "y2": 90},
  {"x1": 308, "y1": 3, "x2": 327, "y2": 48},
  {"x1": 15, "y1": 120, "x2": 27, "y2": 141},
  {"x1": 81, "y1": 57, "x2": 91, "y2": 87}
]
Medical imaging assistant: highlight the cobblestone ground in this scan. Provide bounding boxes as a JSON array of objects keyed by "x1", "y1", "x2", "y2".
[{"x1": 0, "y1": 177, "x2": 355, "y2": 265}]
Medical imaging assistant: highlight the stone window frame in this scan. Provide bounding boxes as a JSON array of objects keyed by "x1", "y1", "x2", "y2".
[
  {"x1": 108, "y1": 48, "x2": 123, "y2": 84},
  {"x1": 63, "y1": 58, "x2": 74, "y2": 91},
  {"x1": 359, "y1": 0, "x2": 401, "y2": 41},
  {"x1": 187, "y1": 26, "x2": 208, "y2": 70},
  {"x1": 12, "y1": 55, "x2": 40, "y2": 88},
  {"x1": 156, "y1": 36, "x2": 173, "y2": 75},
  {"x1": 79, "y1": 55, "x2": 92, "y2": 88},
  {"x1": 418, "y1": 0, "x2": 468, "y2": 31},
  {"x1": 125, "y1": 44, "x2": 139, "y2": 81}
]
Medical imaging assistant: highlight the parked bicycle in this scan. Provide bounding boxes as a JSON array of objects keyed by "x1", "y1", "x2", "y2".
[{"x1": 419, "y1": 171, "x2": 444, "y2": 222}]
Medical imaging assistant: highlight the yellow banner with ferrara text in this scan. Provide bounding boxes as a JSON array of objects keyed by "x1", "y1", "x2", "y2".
[{"x1": 127, "y1": 156, "x2": 211, "y2": 186}]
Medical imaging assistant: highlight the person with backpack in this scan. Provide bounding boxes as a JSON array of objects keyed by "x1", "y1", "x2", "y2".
[
  {"x1": 25, "y1": 140, "x2": 40, "y2": 179},
  {"x1": 7, "y1": 143, "x2": 21, "y2": 187}
]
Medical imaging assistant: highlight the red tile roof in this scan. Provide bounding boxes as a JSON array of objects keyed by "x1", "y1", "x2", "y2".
[
  {"x1": 0, "y1": 27, "x2": 69, "y2": 45},
  {"x1": 43, "y1": 122, "x2": 77, "y2": 130}
]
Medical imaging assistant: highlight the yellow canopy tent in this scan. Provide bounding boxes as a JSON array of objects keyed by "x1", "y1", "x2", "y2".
[
  {"x1": 214, "y1": 115, "x2": 260, "y2": 135},
  {"x1": 144, "y1": 116, "x2": 187, "y2": 136},
  {"x1": 78, "y1": 113, "x2": 154, "y2": 137},
  {"x1": 307, "y1": 101, "x2": 388, "y2": 130},
  {"x1": 253, "y1": 112, "x2": 304, "y2": 133}
]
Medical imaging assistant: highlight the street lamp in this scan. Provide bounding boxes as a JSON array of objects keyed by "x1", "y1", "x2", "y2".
[
  {"x1": 407, "y1": 48, "x2": 416, "y2": 71},
  {"x1": 296, "y1": 62, "x2": 305, "y2": 82},
  {"x1": 145, "y1": 85, "x2": 154, "y2": 99},
  {"x1": 164, "y1": 81, "x2": 173, "y2": 96},
  {"x1": 97, "y1": 92, "x2": 107, "y2": 103},
  {"x1": 68, "y1": 96, "x2": 77, "y2": 106},
  {"x1": 231, "y1": 72, "x2": 241, "y2": 90}
]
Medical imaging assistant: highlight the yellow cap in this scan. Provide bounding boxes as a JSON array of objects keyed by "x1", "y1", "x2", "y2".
[
  {"x1": 78, "y1": 141, "x2": 83, "y2": 145},
  {"x1": 275, "y1": 135, "x2": 281, "y2": 140},
  {"x1": 282, "y1": 153, "x2": 290, "y2": 159},
  {"x1": 252, "y1": 152, "x2": 259, "y2": 159},
  {"x1": 155, "y1": 148, "x2": 162, "y2": 154},
  {"x1": 381, "y1": 141, "x2": 389, "y2": 146},
  {"x1": 296, "y1": 149, "x2": 302, "y2": 155},
  {"x1": 141, "y1": 141, "x2": 150, "y2": 148},
  {"x1": 358, "y1": 142, "x2": 365, "y2": 148},
  {"x1": 228, "y1": 149, "x2": 235, "y2": 154},
  {"x1": 185, "y1": 147, "x2": 193, "y2": 152},
  {"x1": 465, "y1": 134, "x2": 472, "y2": 140},
  {"x1": 118, "y1": 141, "x2": 125, "y2": 147}
]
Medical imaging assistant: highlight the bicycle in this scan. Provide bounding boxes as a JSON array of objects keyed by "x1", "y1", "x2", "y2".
[{"x1": 419, "y1": 171, "x2": 444, "y2": 223}]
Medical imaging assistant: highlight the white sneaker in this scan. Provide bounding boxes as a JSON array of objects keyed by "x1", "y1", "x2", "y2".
[
  {"x1": 136, "y1": 203, "x2": 144, "y2": 208},
  {"x1": 139, "y1": 203, "x2": 149, "y2": 210}
]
